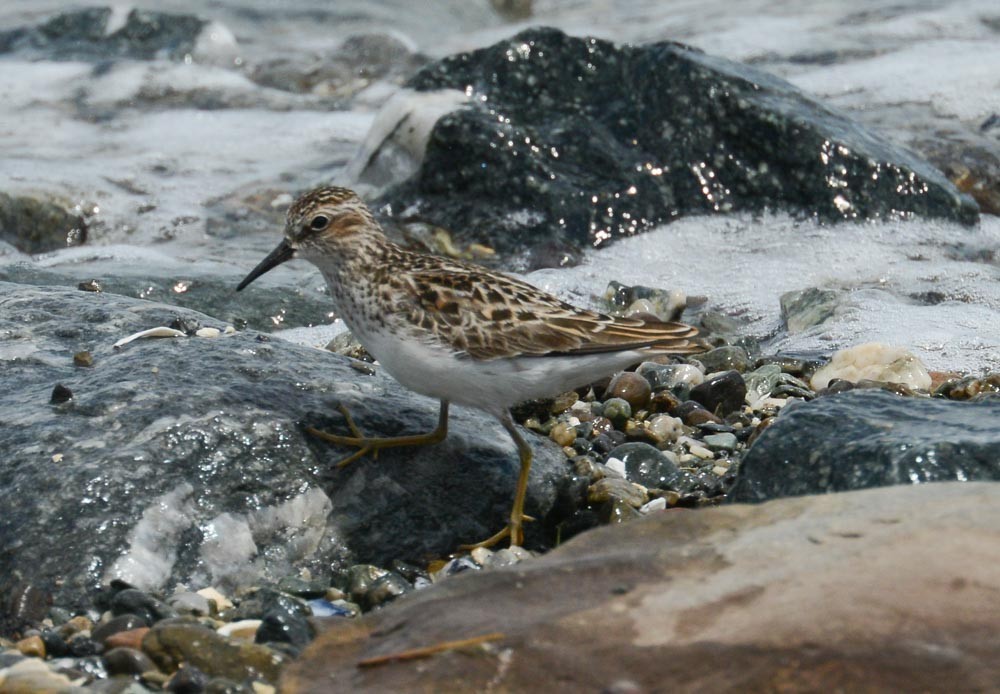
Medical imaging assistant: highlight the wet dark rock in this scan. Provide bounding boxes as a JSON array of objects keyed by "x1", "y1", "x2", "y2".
[
  {"x1": 607, "y1": 443, "x2": 681, "y2": 489},
  {"x1": 673, "y1": 400, "x2": 722, "y2": 426},
  {"x1": 49, "y1": 383, "x2": 73, "y2": 405},
  {"x1": 690, "y1": 371, "x2": 747, "y2": 416},
  {"x1": 143, "y1": 622, "x2": 288, "y2": 684},
  {"x1": 102, "y1": 647, "x2": 156, "y2": 678},
  {"x1": 224, "y1": 588, "x2": 309, "y2": 623},
  {"x1": 601, "y1": 281, "x2": 686, "y2": 321},
  {"x1": 0, "y1": 8, "x2": 209, "y2": 61},
  {"x1": 166, "y1": 664, "x2": 210, "y2": 693},
  {"x1": 68, "y1": 632, "x2": 102, "y2": 657},
  {"x1": 587, "y1": 477, "x2": 647, "y2": 508},
  {"x1": 39, "y1": 628, "x2": 70, "y2": 658},
  {"x1": 368, "y1": 27, "x2": 976, "y2": 268},
  {"x1": 275, "y1": 577, "x2": 329, "y2": 600},
  {"x1": 696, "y1": 346, "x2": 751, "y2": 374},
  {"x1": 362, "y1": 573, "x2": 412, "y2": 610},
  {"x1": 111, "y1": 590, "x2": 177, "y2": 627},
  {"x1": 0, "y1": 192, "x2": 87, "y2": 254},
  {"x1": 0, "y1": 283, "x2": 567, "y2": 621},
  {"x1": 780, "y1": 287, "x2": 840, "y2": 332},
  {"x1": 603, "y1": 372, "x2": 651, "y2": 410},
  {"x1": 437, "y1": 557, "x2": 480, "y2": 578},
  {"x1": 732, "y1": 389, "x2": 1000, "y2": 503},
  {"x1": 0, "y1": 580, "x2": 50, "y2": 635},
  {"x1": 255, "y1": 611, "x2": 312, "y2": 650},
  {"x1": 344, "y1": 565, "x2": 389, "y2": 605}
]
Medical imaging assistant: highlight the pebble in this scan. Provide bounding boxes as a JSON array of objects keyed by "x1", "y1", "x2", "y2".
[
  {"x1": 362, "y1": 573, "x2": 411, "y2": 610},
  {"x1": 104, "y1": 627, "x2": 149, "y2": 651},
  {"x1": 680, "y1": 437, "x2": 715, "y2": 460},
  {"x1": 255, "y1": 611, "x2": 312, "y2": 649},
  {"x1": 588, "y1": 477, "x2": 648, "y2": 508},
  {"x1": 307, "y1": 599, "x2": 359, "y2": 618},
  {"x1": 604, "y1": 372, "x2": 652, "y2": 409},
  {"x1": 168, "y1": 591, "x2": 213, "y2": 616},
  {"x1": 702, "y1": 432, "x2": 738, "y2": 452},
  {"x1": 636, "y1": 362, "x2": 704, "y2": 392},
  {"x1": 217, "y1": 620, "x2": 262, "y2": 641},
  {"x1": 608, "y1": 443, "x2": 681, "y2": 489},
  {"x1": 0, "y1": 657, "x2": 76, "y2": 692},
  {"x1": 73, "y1": 350, "x2": 94, "y2": 367},
  {"x1": 604, "y1": 457, "x2": 627, "y2": 478},
  {"x1": 142, "y1": 622, "x2": 288, "y2": 684},
  {"x1": 602, "y1": 398, "x2": 632, "y2": 428},
  {"x1": 195, "y1": 327, "x2": 221, "y2": 338},
  {"x1": 166, "y1": 664, "x2": 210, "y2": 692},
  {"x1": 689, "y1": 370, "x2": 747, "y2": 416},
  {"x1": 646, "y1": 414, "x2": 683, "y2": 443},
  {"x1": 810, "y1": 342, "x2": 931, "y2": 391},
  {"x1": 103, "y1": 647, "x2": 157, "y2": 676},
  {"x1": 77, "y1": 279, "x2": 102, "y2": 292},
  {"x1": 549, "y1": 391, "x2": 578, "y2": 414},
  {"x1": 639, "y1": 497, "x2": 667, "y2": 514},
  {"x1": 196, "y1": 587, "x2": 233, "y2": 612},
  {"x1": 50, "y1": 383, "x2": 73, "y2": 404},
  {"x1": 15, "y1": 634, "x2": 45, "y2": 658},
  {"x1": 673, "y1": 400, "x2": 722, "y2": 426},
  {"x1": 549, "y1": 421, "x2": 577, "y2": 447},
  {"x1": 110, "y1": 589, "x2": 177, "y2": 626},
  {"x1": 695, "y1": 346, "x2": 751, "y2": 373}
]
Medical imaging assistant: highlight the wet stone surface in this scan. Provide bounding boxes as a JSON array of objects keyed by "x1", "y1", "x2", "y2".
[{"x1": 371, "y1": 27, "x2": 977, "y2": 268}]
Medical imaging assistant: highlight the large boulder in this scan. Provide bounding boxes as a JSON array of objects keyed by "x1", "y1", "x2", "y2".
[
  {"x1": 360, "y1": 27, "x2": 977, "y2": 268},
  {"x1": 730, "y1": 389, "x2": 1000, "y2": 503},
  {"x1": 0, "y1": 282, "x2": 568, "y2": 630},
  {"x1": 284, "y1": 482, "x2": 1000, "y2": 693}
]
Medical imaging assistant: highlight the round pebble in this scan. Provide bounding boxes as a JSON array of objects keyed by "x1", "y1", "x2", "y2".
[
  {"x1": 604, "y1": 372, "x2": 652, "y2": 409},
  {"x1": 608, "y1": 442, "x2": 681, "y2": 489},
  {"x1": 646, "y1": 414, "x2": 683, "y2": 444},
  {"x1": 549, "y1": 421, "x2": 577, "y2": 447},
  {"x1": 602, "y1": 398, "x2": 632, "y2": 428}
]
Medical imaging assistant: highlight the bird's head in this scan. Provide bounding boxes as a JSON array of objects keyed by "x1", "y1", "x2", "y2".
[{"x1": 236, "y1": 186, "x2": 375, "y2": 291}]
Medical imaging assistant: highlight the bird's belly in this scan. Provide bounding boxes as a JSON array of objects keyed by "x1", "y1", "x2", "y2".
[{"x1": 358, "y1": 329, "x2": 648, "y2": 414}]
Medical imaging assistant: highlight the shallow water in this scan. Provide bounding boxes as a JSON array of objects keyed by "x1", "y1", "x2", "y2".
[{"x1": 1, "y1": 0, "x2": 998, "y2": 372}]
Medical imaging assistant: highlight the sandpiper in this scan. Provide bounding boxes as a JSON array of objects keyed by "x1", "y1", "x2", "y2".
[{"x1": 237, "y1": 186, "x2": 704, "y2": 548}]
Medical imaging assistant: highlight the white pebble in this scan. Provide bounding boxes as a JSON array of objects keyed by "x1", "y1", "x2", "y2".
[
  {"x1": 639, "y1": 497, "x2": 667, "y2": 514},
  {"x1": 810, "y1": 342, "x2": 931, "y2": 390},
  {"x1": 196, "y1": 586, "x2": 233, "y2": 611},
  {"x1": 195, "y1": 327, "x2": 221, "y2": 338},
  {"x1": 712, "y1": 465, "x2": 730, "y2": 477},
  {"x1": 605, "y1": 457, "x2": 627, "y2": 478},
  {"x1": 217, "y1": 619, "x2": 261, "y2": 640}
]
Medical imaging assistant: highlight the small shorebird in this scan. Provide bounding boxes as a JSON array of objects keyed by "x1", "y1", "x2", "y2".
[{"x1": 237, "y1": 187, "x2": 704, "y2": 548}]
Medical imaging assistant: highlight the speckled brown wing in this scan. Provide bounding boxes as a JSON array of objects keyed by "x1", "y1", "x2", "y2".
[{"x1": 390, "y1": 262, "x2": 703, "y2": 361}]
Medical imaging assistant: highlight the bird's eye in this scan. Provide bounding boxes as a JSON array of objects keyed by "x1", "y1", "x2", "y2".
[{"x1": 309, "y1": 215, "x2": 329, "y2": 231}]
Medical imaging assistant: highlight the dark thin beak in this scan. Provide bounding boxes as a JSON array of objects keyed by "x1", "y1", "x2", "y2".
[{"x1": 237, "y1": 240, "x2": 295, "y2": 291}]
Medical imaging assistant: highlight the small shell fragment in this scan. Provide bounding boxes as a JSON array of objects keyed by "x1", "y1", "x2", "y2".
[{"x1": 112, "y1": 327, "x2": 186, "y2": 349}]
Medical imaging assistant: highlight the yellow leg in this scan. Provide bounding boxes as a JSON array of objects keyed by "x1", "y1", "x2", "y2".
[
  {"x1": 306, "y1": 400, "x2": 449, "y2": 467},
  {"x1": 460, "y1": 412, "x2": 533, "y2": 549}
]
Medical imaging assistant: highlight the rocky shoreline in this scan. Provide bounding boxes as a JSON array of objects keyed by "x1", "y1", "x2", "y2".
[{"x1": 2, "y1": 3, "x2": 1000, "y2": 692}]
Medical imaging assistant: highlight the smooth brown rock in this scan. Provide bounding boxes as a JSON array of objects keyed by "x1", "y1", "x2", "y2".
[
  {"x1": 142, "y1": 621, "x2": 288, "y2": 684},
  {"x1": 283, "y1": 483, "x2": 1000, "y2": 694},
  {"x1": 105, "y1": 626, "x2": 149, "y2": 651}
]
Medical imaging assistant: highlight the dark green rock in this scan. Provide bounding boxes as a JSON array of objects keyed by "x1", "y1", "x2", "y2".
[
  {"x1": 731, "y1": 389, "x2": 1000, "y2": 503},
  {"x1": 143, "y1": 622, "x2": 288, "y2": 684},
  {"x1": 375, "y1": 27, "x2": 976, "y2": 267},
  {"x1": 0, "y1": 193, "x2": 86, "y2": 254}
]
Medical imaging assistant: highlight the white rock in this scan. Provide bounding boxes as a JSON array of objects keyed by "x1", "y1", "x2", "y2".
[
  {"x1": 810, "y1": 342, "x2": 932, "y2": 390},
  {"x1": 605, "y1": 457, "x2": 627, "y2": 478},
  {"x1": 640, "y1": 497, "x2": 667, "y2": 514}
]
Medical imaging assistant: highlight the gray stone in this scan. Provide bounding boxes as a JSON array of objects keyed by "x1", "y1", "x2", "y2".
[
  {"x1": 0, "y1": 8, "x2": 209, "y2": 61},
  {"x1": 780, "y1": 287, "x2": 841, "y2": 332},
  {"x1": 366, "y1": 27, "x2": 976, "y2": 269},
  {"x1": 283, "y1": 483, "x2": 1000, "y2": 693},
  {"x1": 0, "y1": 193, "x2": 87, "y2": 255},
  {"x1": 731, "y1": 389, "x2": 1000, "y2": 503},
  {"x1": 0, "y1": 282, "x2": 567, "y2": 621}
]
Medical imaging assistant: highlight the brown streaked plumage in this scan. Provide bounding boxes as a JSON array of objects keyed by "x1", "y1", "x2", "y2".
[{"x1": 238, "y1": 186, "x2": 705, "y2": 549}]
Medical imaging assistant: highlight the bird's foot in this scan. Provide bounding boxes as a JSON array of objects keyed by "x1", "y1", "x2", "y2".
[
  {"x1": 459, "y1": 514, "x2": 535, "y2": 550},
  {"x1": 306, "y1": 403, "x2": 447, "y2": 468}
]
